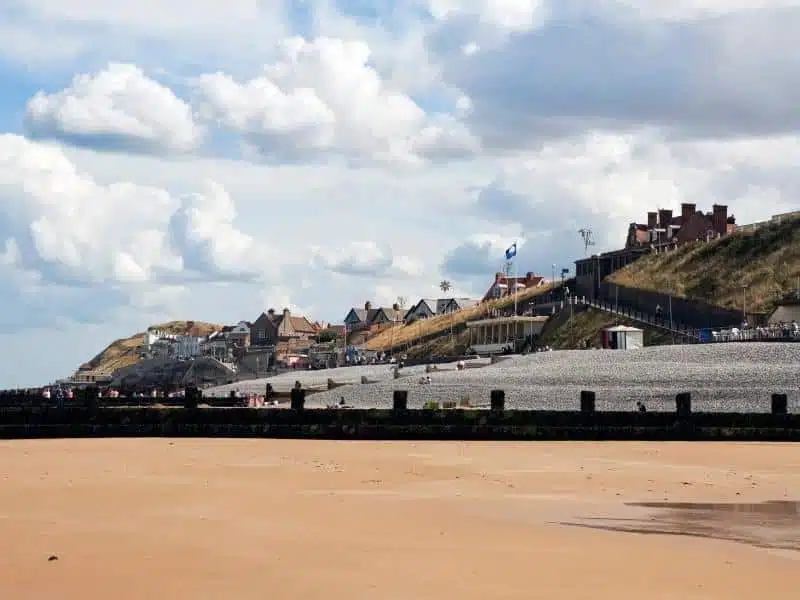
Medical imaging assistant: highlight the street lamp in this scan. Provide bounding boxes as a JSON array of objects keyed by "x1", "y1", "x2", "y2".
[{"x1": 742, "y1": 285, "x2": 748, "y2": 324}]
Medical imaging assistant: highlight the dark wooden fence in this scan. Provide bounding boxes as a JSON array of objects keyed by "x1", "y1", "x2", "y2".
[{"x1": 0, "y1": 389, "x2": 796, "y2": 442}]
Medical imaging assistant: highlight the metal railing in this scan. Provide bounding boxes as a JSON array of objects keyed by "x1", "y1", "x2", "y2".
[
  {"x1": 708, "y1": 327, "x2": 800, "y2": 343},
  {"x1": 580, "y1": 297, "x2": 701, "y2": 339}
]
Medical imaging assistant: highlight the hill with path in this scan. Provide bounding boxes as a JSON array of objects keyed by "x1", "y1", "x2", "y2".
[{"x1": 83, "y1": 321, "x2": 222, "y2": 375}]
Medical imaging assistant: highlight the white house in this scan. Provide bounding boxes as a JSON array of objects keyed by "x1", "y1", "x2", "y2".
[
  {"x1": 145, "y1": 328, "x2": 175, "y2": 348},
  {"x1": 173, "y1": 335, "x2": 203, "y2": 359}
]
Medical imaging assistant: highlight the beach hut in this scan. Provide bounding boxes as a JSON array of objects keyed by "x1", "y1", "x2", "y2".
[{"x1": 601, "y1": 325, "x2": 644, "y2": 350}]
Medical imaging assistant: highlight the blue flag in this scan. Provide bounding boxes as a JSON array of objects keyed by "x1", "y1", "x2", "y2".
[{"x1": 505, "y1": 242, "x2": 517, "y2": 261}]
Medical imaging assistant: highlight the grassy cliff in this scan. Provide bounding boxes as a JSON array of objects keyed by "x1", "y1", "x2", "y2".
[
  {"x1": 364, "y1": 284, "x2": 553, "y2": 351},
  {"x1": 609, "y1": 215, "x2": 800, "y2": 313},
  {"x1": 83, "y1": 321, "x2": 222, "y2": 375}
]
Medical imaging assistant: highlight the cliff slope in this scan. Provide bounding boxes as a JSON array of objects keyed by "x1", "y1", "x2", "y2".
[
  {"x1": 83, "y1": 321, "x2": 222, "y2": 375},
  {"x1": 609, "y1": 215, "x2": 800, "y2": 314}
]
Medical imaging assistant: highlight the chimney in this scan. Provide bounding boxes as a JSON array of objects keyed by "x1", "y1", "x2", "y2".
[
  {"x1": 495, "y1": 272, "x2": 504, "y2": 282},
  {"x1": 647, "y1": 212, "x2": 657, "y2": 228},
  {"x1": 712, "y1": 204, "x2": 728, "y2": 236},
  {"x1": 267, "y1": 308, "x2": 275, "y2": 317},
  {"x1": 282, "y1": 308, "x2": 290, "y2": 317},
  {"x1": 658, "y1": 209, "x2": 673, "y2": 228},
  {"x1": 681, "y1": 203, "x2": 695, "y2": 224},
  {"x1": 364, "y1": 301, "x2": 372, "y2": 311}
]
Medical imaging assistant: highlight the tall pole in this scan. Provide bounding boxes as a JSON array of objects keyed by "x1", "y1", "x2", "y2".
[
  {"x1": 514, "y1": 258, "x2": 519, "y2": 317},
  {"x1": 742, "y1": 285, "x2": 747, "y2": 322},
  {"x1": 669, "y1": 295, "x2": 673, "y2": 331}
]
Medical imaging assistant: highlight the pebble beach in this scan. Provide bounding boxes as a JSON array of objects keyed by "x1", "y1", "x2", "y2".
[{"x1": 208, "y1": 343, "x2": 800, "y2": 411}]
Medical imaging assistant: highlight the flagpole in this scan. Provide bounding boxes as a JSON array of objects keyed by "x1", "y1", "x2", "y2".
[{"x1": 514, "y1": 255, "x2": 518, "y2": 317}]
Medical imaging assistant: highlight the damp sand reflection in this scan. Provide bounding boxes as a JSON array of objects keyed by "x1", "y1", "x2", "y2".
[{"x1": 561, "y1": 500, "x2": 800, "y2": 553}]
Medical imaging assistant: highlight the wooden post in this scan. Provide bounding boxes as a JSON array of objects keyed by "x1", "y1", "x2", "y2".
[
  {"x1": 675, "y1": 392, "x2": 691, "y2": 418},
  {"x1": 580, "y1": 390, "x2": 596, "y2": 414},
  {"x1": 490, "y1": 389, "x2": 505, "y2": 411},
  {"x1": 184, "y1": 386, "x2": 198, "y2": 410},
  {"x1": 771, "y1": 393, "x2": 788, "y2": 415},
  {"x1": 83, "y1": 386, "x2": 98, "y2": 410},
  {"x1": 393, "y1": 390, "x2": 408, "y2": 411},
  {"x1": 290, "y1": 387, "x2": 305, "y2": 410}
]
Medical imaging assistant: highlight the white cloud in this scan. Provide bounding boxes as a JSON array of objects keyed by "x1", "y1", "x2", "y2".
[
  {"x1": 25, "y1": 63, "x2": 202, "y2": 153},
  {"x1": 12, "y1": 0, "x2": 271, "y2": 33},
  {"x1": 193, "y1": 37, "x2": 477, "y2": 163},
  {"x1": 608, "y1": 0, "x2": 800, "y2": 22},
  {"x1": 0, "y1": 134, "x2": 274, "y2": 291},
  {"x1": 167, "y1": 180, "x2": 276, "y2": 280},
  {"x1": 427, "y1": 0, "x2": 549, "y2": 30},
  {"x1": 311, "y1": 241, "x2": 395, "y2": 277}
]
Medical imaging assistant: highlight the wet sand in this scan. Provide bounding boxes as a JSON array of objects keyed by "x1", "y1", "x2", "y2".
[{"x1": 0, "y1": 440, "x2": 798, "y2": 599}]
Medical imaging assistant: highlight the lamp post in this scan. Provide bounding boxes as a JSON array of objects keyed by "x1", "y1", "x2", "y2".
[{"x1": 742, "y1": 285, "x2": 748, "y2": 324}]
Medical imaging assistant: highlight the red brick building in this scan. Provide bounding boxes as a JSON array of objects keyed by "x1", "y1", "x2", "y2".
[
  {"x1": 626, "y1": 203, "x2": 736, "y2": 250},
  {"x1": 577, "y1": 203, "x2": 737, "y2": 300},
  {"x1": 482, "y1": 271, "x2": 545, "y2": 302}
]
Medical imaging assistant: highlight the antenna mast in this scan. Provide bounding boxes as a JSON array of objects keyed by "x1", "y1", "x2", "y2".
[{"x1": 578, "y1": 228, "x2": 595, "y2": 256}]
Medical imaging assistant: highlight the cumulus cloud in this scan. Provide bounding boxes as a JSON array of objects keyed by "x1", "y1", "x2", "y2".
[
  {"x1": 192, "y1": 37, "x2": 477, "y2": 163},
  {"x1": 24, "y1": 63, "x2": 202, "y2": 153},
  {"x1": 167, "y1": 181, "x2": 275, "y2": 281},
  {"x1": 309, "y1": 240, "x2": 426, "y2": 281},
  {"x1": 0, "y1": 134, "x2": 274, "y2": 331}
]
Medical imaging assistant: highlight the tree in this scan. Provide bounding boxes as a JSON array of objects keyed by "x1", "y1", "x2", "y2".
[
  {"x1": 317, "y1": 329, "x2": 339, "y2": 343},
  {"x1": 439, "y1": 281, "x2": 454, "y2": 348}
]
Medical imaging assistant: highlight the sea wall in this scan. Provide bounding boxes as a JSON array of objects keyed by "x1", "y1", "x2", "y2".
[
  {"x1": 599, "y1": 282, "x2": 747, "y2": 329},
  {"x1": 0, "y1": 391, "x2": 796, "y2": 441}
]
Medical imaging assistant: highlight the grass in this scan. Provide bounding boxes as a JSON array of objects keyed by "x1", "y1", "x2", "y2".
[
  {"x1": 364, "y1": 284, "x2": 554, "y2": 351},
  {"x1": 403, "y1": 329, "x2": 472, "y2": 359},
  {"x1": 84, "y1": 321, "x2": 222, "y2": 375},
  {"x1": 538, "y1": 307, "x2": 674, "y2": 349},
  {"x1": 609, "y1": 215, "x2": 800, "y2": 314}
]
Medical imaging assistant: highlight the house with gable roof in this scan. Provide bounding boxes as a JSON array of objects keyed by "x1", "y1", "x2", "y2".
[{"x1": 403, "y1": 297, "x2": 480, "y2": 324}]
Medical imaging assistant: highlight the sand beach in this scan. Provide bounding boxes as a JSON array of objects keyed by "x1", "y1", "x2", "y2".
[{"x1": 0, "y1": 439, "x2": 798, "y2": 599}]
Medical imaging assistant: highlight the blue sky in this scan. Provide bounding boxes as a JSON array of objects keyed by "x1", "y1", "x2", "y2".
[{"x1": 0, "y1": 0, "x2": 798, "y2": 387}]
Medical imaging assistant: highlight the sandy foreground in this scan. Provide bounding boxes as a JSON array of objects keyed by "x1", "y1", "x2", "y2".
[{"x1": 0, "y1": 440, "x2": 798, "y2": 600}]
